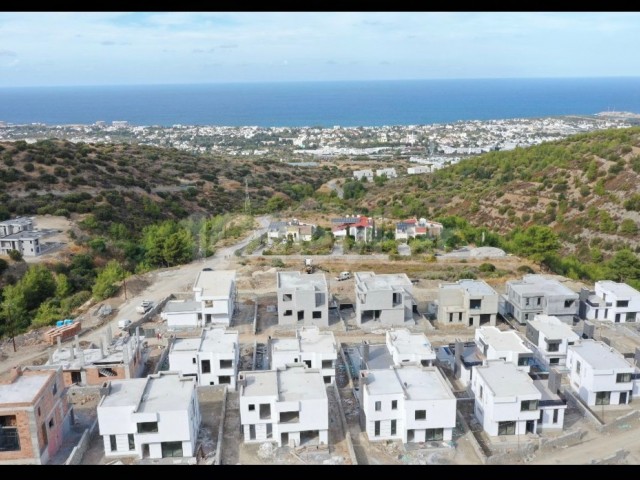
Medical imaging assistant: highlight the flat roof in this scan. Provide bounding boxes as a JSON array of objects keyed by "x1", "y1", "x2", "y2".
[
  {"x1": 570, "y1": 340, "x2": 633, "y2": 370},
  {"x1": 596, "y1": 280, "x2": 640, "y2": 298},
  {"x1": 194, "y1": 270, "x2": 235, "y2": 297},
  {"x1": 355, "y1": 272, "x2": 412, "y2": 292},
  {"x1": 387, "y1": 329, "x2": 434, "y2": 357},
  {"x1": 171, "y1": 328, "x2": 237, "y2": 354},
  {"x1": 272, "y1": 338, "x2": 300, "y2": 353},
  {"x1": 529, "y1": 315, "x2": 580, "y2": 341},
  {"x1": 299, "y1": 328, "x2": 336, "y2": 355},
  {"x1": 163, "y1": 300, "x2": 201, "y2": 313},
  {"x1": 48, "y1": 335, "x2": 138, "y2": 368},
  {"x1": 441, "y1": 279, "x2": 497, "y2": 296},
  {"x1": 241, "y1": 370, "x2": 279, "y2": 397},
  {"x1": 476, "y1": 361, "x2": 540, "y2": 397},
  {"x1": 365, "y1": 367, "x2": 454, "y2": 400},
  {"x1": 138, "y1": 373, "x2": 196, "y2": 413},
  {"x1": 0, "y1": 217, "x2": 32, "y2": 226},
  {"x1": 1, "y1": 230, "x2": 52, "y2": 240},
  {"x1": 478, "y1": 327, "x2": 532, "y2": 354},
  {"x1": 508, "y1": 275, "x2": 578, "y2": 297},
  {"x1": 362, "y1": 343, "x2": 395, "y2": 370},
  {"x1": 0, "y1": 371, "x2": 52, "y2": 404},
  {"x1": 278, "y1": 367, "x2": 327, "y2": 402},
  {"x1": 277, "y1": 271, "x2": 327, "y2": 291},
  {"x1": 100, "y1": 378, "x2": 147, "y2": 408}
]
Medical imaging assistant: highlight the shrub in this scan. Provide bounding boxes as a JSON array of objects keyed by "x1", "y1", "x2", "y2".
[{"x1": 478, "y1": 263, "x2": 496, "y2": 272}]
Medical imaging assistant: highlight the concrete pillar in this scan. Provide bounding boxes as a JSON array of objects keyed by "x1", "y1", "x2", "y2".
[
  {"x1": 635, "y1": 347, "x2": 640, "y2": 367},
  {"x1": 78, "y1": 348, "x2": 85, "y2": 367},
  {"x1": 548, "y1": 368, "x2": 562, "y2": 394},
  {"x1": 583, "y1": 321, "x2": 595, "y2": 339},
  {"x1": 106, "y1": 325, "x2": 112, "y2": 343},
  {"x1": 454, "y1": 340, "x2": 463, "y2": 379},
  {"x1": 48, "y1": 349, "x2": 53, "y2": 364},
  {"x1": 361, "y1": 340, "x2": 369, "y2": 370},
  {"x1": 123, "y1": 344, "x2": 130, "y2": 379},
  {"x1": 100, "y1": 337, "x2": 107, "y2": 358},
  {"x1": 70, "y1": 344, "x2": 74, "y2": 360},
  {"x1": 57, "y1": 335, "x2": 62, "y2": 351}
]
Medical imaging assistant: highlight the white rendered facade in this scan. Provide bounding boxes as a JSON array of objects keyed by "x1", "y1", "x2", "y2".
[
  {"x1": 355, "y1": 272, "x2": 414, "y2": 326},
  {"x1": 475, "y1": 326, "x2": 534, "y2": 373},
  {"x1": 359, "y1": 365, "x2": 456, "y2": 443},
  {"x1": 437, "y1": 279, "x2": 499, "y2": 327},
  {"x1": 168, "y1": 327, "x2": 239, "y2": 389},
  {"x1": 525, "y1": 314, "x2": 580, "y2": 368},
  {"x1": 270, "y1": 326, "x2": 338, "y2": 384},
  {"x1": 193, "y1": 270, "x2": 236, "y2": 326},
  {"x1": 580, "y1": 281, "x2": 640, "y2": 323},
  {"x1": 238, "y1": 365, "x2": 329, "y2": 447},
  {"x1": 566, "y1": 340, "x2": 637, "y2": 406},
  {"x1": 472, "y1": 360, "x2": 542, "y2": 437},
  {"x1": 97, "y1": 372, "x2": 201, "y2": 460},
  {"x1": 277, "y1": 272, "x2": 329, "y2": 327},
  {"x1": 385, "y1": 328, "x2": 436, "y2": 367}
]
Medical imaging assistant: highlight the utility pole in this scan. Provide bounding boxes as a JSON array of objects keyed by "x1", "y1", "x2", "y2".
[
  {"x1": 244, "y1": 178, "x2": 251, "y2": 215},
  {"x1": 123, "y1": 271, "x2": 128, "y2": 301},
  {"x1": 8, "y1": 303, "x2": 16, "y2": 352}
]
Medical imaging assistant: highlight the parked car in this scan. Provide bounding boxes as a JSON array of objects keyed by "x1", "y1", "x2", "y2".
[
  {"x1": 118, "y1": 319, "x2": 132, "y2": 330},
  {"x1": 136, "y1": 300, "x2": 153, "y2": 314}
]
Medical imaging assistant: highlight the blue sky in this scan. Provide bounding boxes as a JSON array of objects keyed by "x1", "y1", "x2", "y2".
[{"x1": 1, "y1": 12, "x2": 639, "y2": 87}]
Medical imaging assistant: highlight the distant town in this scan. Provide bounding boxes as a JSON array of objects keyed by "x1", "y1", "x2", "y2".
[{"x1": 1, "y1": 113, "x2": 638, "y2": 170}]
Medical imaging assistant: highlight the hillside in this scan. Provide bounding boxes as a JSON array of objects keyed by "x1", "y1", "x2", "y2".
[
  {"x1": 0, "y1": 139, "x2": 336, "y2": 232},
  {"x1": 344, "y1": 127, "x2": 640, "y2": 263}
]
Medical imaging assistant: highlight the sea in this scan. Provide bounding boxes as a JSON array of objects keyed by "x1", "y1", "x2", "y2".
[{"x1": 0, "y1": 77, "x2": 639, "y2": 128}]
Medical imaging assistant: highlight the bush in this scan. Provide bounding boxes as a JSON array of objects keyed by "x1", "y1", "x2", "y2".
[
  {"x1": 271, "y1": 258, "x2": 285, "y2": 268},
  {"x1": 517, "y1": 265, "x2": 535, "y2": 274},
  {"x1": 478, "y1": 263, "x2": 496, "y2": 272},
  {"x1": 7, "y1": 249, "x2": 23, "y2": 262}
]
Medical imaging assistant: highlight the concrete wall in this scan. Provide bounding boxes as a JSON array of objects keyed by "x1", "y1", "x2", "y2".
[{"x1": 64, "y1": 417, "x2": 99, "y2": 465}]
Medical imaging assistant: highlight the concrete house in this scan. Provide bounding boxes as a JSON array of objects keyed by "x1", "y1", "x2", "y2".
[
  {"x1": 270, "y1": 326, "x2": 338, "y2": 384},
  {"x1": 566, "y1": 339, "x2": 640, "y2": 406},
  {"x1": 238, "y1": 365, "x2": 329, "y2": 448},
  {"x1": 331, "y1": 215, "x2": 375, "y2": 243},
  {"x1": 502, "y1": 274, "x2": 579, "y2": 325},
  {"x1": 385, "y1": 328, "x2": 436, "y2": 367},
  {"x1": 168, "y1": 327, "x2": 240, "y2": 389},
  {"x1": 0, "y1": 367, "x2": 73, "y2": 465},
  {"x1": 525, "y1": 314, "x2": 580, "y2": 368},
  {"x1": 579, "y1": 280, "x2": 640, "y2": 323},
  {"x1": 534, "y1": 376, "x2": 568, "y2": 432},
  {"x1": 407, "y1": 166, "x2": 432, "y2": 175},
  {"x1": 436, "y1": 279, "x2": 499, "y2": 327},
  {"x1": 359, "y1": 365, "x2": 457, "y2": 443},
  {"x1": 0, "y1": 217, "x2": 58, "y2": 257},
  {"x1": 354, "y1": 272, "x2": 415, "y2": 326},
  {"x1": 472, "y1": 360, "x2": 542, "y2": 436},
  {"x1": 97, "y1": 371, "x2": 201, "y2": 460},
  {"x1": 0, "y1": 216, "x2": 33, "y2": 237},
  {"x1": 277, "y1": 271, "x2": 329, "y2": 327},
  {"x1": 475, "y1": 326, "x2": 534, "y2": 373},
  {"x1": 353, "y1": 169, "x2": 374, "y2": 182},
  {"x1": 44, "y1": 328, "x2": 144, "y2": 387},
  {"x1": 193, "y1": 270, "x2": 236, "y2": 326}
]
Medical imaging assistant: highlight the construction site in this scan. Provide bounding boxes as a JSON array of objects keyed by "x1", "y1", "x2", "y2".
[{"x1": 3, "y1": 240, "x2": 640, "y2": 465}]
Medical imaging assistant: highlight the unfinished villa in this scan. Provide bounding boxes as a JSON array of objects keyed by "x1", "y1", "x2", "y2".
[
  {"x1": 566, "y1": 339, "x2": 640, "y2": 407},
  {"x1": 43, "y1": 328, "x2": 144, "y2": 387},
  {"x1": 354, "y1": 272, "x2": 415, "y2": 326},
  {"x1": 0, "y1": 367, "x2": 73, "y2": 465},
  {"x1": 269, "y1": 326, "x2": 338, "y2": 384},
  {"x1": 579, "y1": 280, "x2": 640, "y2": 324},
  {"x1": 436, "y1": 279, "x2": 499, "y2": 327},
  {"x1": 276, "y1": 271, "x2": 329, "y2": 327},
  {"x1": 525, "y1": 314, "x2": 580, "y2": 368},
  {"x1": 238, "y1": 364, "x2": 329, "y2": 448},
  {"x1": 97, "y1": 371, "x2": 201, "y2": 460},
  {"x1": 502, "y1": 274, "x2": 579, "y2": 325},
  {"x1": 161, "y1": 270, "x2": 236, "y2": 328},
  {"x1": 168, "y1": 327, "x2": 240, "y2": 389},
  {"x1": 359, "y1": 365, "x2": 457, "y2": 444}
]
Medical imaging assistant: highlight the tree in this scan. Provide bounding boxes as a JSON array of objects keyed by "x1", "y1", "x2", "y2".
[
  {"x1": 509, "y1": 225, "x2": 560, "y2": 264},
  {"x1": 92, "y1": 260, "x2": 126, "y2": 301},
  {"x1": 605, "y1": 249, "x2": 640, "y2": 284},
  {"x1": 7, "y1": 249, "x2": 23, "y2": 262}
]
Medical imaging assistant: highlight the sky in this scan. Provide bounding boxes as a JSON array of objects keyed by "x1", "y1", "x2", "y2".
[{"x1": 1, "y1": 12, "x2": 639, "y2": 87}]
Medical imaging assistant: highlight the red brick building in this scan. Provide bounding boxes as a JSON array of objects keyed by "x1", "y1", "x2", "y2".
[{"x1": 0, "y1": 366, "x2": 73, "y2": 465}]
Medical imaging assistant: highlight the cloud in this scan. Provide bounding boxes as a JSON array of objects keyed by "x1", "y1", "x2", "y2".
[
  {"x1": 218, "y1": 44, "x2": 237, "y2": 49},
  {"x1": 0, "y1": 49, "x2": 16, "y2": 56},
  {"x1": 192, "y1": 48, "x2": 216, "y2": 54},
  {"x1": 100, "y1": 40, "x2": 131, "y2": 46}
]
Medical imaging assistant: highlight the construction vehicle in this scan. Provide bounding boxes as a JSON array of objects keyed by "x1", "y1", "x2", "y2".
[
  {"x1": 335, "y1": 271, "x2": 352, "y2": 281},
  {"x1": 136, "y1": 300, "x2": 153, "y2": 314}
]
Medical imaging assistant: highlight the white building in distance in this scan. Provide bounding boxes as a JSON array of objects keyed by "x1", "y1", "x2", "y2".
[
  {"x1": 525, "y1": 314, "x2": 580, "y2": 368},
  {"x1": 385, "y1": 328, "x2": 436, "y2": 367},
  {"x1": 277, "y1": 272, "x2": 329, "y2": 327},
  {"x1": 97, "y1": 372, "x2": 201, "y2": 460},
  {"x1": 579, "y1": 280, "x2": 640, "y2": 323},
  {"x1": 359, "y1": 365, "x2": 457, "y2": 443},
  {"x1": 238, "y1": 365, "x2": 328, "y2": 447},
  {"x1": 168, "y1": 327, "x2": 239, "y2": 389},
  {"x1": 270, "y1": 326, "x2": 338, "y2": 385},
  {"x1": 566, "y1": 339, "x2": 640, "y2": 406}
]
